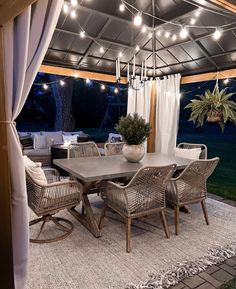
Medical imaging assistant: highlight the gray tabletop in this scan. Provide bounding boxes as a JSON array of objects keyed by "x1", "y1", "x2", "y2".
[{"x1": 53, "y1": 153, "x2": 191, "y2": 182}]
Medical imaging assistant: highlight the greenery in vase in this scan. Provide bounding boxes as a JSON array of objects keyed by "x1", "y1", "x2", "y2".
[
  {"x1": 185, "y1": 84, "x2": 236, "y2": 132},
  {"x1": 115, "y1": 113, "x2": 151, "y2": 145}
]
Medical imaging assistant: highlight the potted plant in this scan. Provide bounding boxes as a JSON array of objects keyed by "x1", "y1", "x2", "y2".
[
  {"x1": 115, "y1": 113, "x2": 151, "y2": 162},
  {"x1": 185, "y1": 84, "x2": 236, "y2": 132}
]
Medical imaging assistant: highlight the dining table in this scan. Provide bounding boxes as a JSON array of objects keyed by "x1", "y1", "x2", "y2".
[{"x1": 54, "y1": 152, "x2": 191, "y2": 237}]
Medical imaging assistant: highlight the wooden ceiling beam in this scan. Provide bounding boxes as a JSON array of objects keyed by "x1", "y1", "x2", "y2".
[
  {"x1": 0, "y1": 0, "x2": 37, "y2": 25},
  {"x1": 209, "y1": 0, "x2": 236, "y2": 14}
]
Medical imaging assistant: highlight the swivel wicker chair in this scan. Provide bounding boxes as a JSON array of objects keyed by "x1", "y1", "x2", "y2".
[
  {"x1": 104, "y1": 142, "x2": 125, "y2": 156},
  {"x1": 99, "y1": 164, "x2": 176, "y2": 252},
  {"x1": 26, "y1": 168, "x2": 82, "y2": 243},
  {"x1": 68, "y1": 141, "x2": 100, "y2": 158},
  {"x1": 177, "y1": 142, "x2": 208, "y2": 159},
  {"x1": 166, "y1": 157, "x2": 219, "y2": 235}
]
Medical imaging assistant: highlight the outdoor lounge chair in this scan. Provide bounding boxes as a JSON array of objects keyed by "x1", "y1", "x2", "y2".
[
  {"x1": 177, "y1": 142, "x2": 208, "y2": 159},
  {"x1": 104, "y1": 142, "x2": 125, "y2": 156},
  {"x1": 99, "y1": 164, "x2": 176, "y2": 252},
  {"x1": 26, "y1": 168, "x2": 82, "y2": 243},
  {"x1": 166, "y1": 157, "x2": 219, "y2": 235}
]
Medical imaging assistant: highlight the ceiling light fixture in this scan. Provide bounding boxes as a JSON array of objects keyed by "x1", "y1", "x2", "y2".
[
  {"x1": 80, "y1": 31, "x2": 85, "y2": 38},
  {"x1": 213, "y1": 28, "x2": 222, "y2": 40},
  {"x1": 180, "y1": 26, "x2": 188, "y2": 38},
  {"x1": 119, "y1": 3, "x2": 125, "y2": 12},
  {"x1": 71, "y1": 0, "x2": 78, "y2": 7},
  {"x1": 134, "y1": 12, "x2": 142, "y2": 26}
]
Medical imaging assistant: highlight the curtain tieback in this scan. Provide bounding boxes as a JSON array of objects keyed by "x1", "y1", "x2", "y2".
[{"x1": 0, "y1": 121, "x2": 16, "y2": 125}]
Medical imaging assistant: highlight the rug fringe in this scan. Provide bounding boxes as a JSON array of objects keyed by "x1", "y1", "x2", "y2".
[{"x1": 126, "y1": 242, "x2": 236, "y2": 289}]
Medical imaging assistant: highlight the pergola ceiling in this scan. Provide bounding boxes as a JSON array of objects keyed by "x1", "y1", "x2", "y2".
[{"x1": 44, "y1": 0, "x2": 236, "y2": 78}]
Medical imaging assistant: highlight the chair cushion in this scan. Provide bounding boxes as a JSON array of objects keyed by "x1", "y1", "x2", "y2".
[
  {"x1": 23, "y1": 156, "x2": 47, "y2": 185},
  {"x1": 174, "y1": 147, "x2": 201, "y2": 160}
]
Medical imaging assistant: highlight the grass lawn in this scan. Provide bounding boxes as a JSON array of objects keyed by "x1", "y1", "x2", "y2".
[{"x1": 178, "y1": 133, "x2": 236, "y2": 201}]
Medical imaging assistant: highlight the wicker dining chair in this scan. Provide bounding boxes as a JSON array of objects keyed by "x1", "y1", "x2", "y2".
[
  {"x1": 99, "y1": 164, "x2": 177, "y2": 252},
  {"x1": 104, "y1": 142, "x2": 125, "y2": 156},
  {"x1": 166, "y1": 157, "x2": 219, "y2": 235},
  {"x1": 68, "y1": 141, "x2": 100, "y2": 158},
  {"x1": 26, "y1": 168, "x2": 82, "y2": 243},
  {"x1": 177, "y1": 142, "x2": 208, "y2": 159}
]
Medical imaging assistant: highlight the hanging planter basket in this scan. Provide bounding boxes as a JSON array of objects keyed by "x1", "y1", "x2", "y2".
[{"x1": 207, "y1": 111, "x2": 223, "y2": 123}]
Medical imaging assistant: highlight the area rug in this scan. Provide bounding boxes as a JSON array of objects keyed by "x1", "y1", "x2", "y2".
[{"x1": 26, "y1": 196, "x2": 236, "y2": 289}]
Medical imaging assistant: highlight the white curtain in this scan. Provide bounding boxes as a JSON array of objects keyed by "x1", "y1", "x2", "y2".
[
  {"x1": 2, "y1": 1, "x2": 63, "y2": 288},
  {"x1": 155, "y1": 74, "x2": 181, "y2": 155},
  {"x1": 127, "y1": 77, "x2": 152, "y2": 122}
]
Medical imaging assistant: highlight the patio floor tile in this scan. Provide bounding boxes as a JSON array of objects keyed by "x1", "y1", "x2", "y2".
[
  {"x1": 211, "y1": 269, "x2": 234, "y2": 283},
  {"x1": 199, "y1": 272, "x2": 222, "y2": 287},
  {"x1": 183, "y1": 275, "x2": 205, "y2": 288}
]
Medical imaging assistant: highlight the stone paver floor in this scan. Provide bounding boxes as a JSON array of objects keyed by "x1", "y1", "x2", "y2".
[{"x1": 170, "y1": 194, "x2": 236, "y2": 289}]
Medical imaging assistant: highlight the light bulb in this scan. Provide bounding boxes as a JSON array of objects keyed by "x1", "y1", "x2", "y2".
[
  {"x1": 86, "y1": 78, "x2": 90, "y2": 84},
  {"x1": 134, "y1": 12, "x2": 142, "y2": 26},
  {"x1": 101, "y1": 84, "x2": 105, "y2": 90},
  {"x1": 224, "y1": 78, "x2": 229, "y2": 84},
  {"x1": 172, "y1": 34, "x2": 177, "y2": 41},
  {"x1": 195, "y1": 9, "x2": 201, "y2": 17},
  {"x1": 213, "y1": 28, "x2": 222, "y2": 40},
  {"x1": 71, "y1": 0, "x2": 78, "y2": 7},
  {"x1": 114, "y1": 87, "x2": 119, "y2": 94},
  {"x1": 190, "y1": 18, "x2": 196, "y2": 25},
  {"x1": 73, "y1": 73, "x2": 79, "y2": 78},
  {"x1": 43, "y1": 84, "x2": 48, "y2": 90},
  {"x1": 118, "y1": 52, "x2": 123, "y2": 57},
  {"x1": 180, "y1": 27, "x2": 188, "y2": 38},
  {"x1": 80, "y1": 31, "x2": 85, "y2": 38},
  {"x1": 156, "y1": 30, "x2": 162, "y2": 37},
  {"x1": 119, "y1": 3, "x2": 125, "y2": 12},
  {"x1": 148, "y1": 32, "x2": 152, "y2": 38},
  {"x1": 63, "y1": 4, "x2": 69, "y2": 13},
  {"x1": 99, "y1": 47, "x2": 105, "y2": 53},
  {"x1": 135, "y1": 45, "x2": 140, "y2": 51},
  {"x1": 60, "y1": 80, "x2": 65, "y2": 86},
  {"x1": 141, "y1": 26, "x2": 147, "y2": 33},
  {"x1": 165, "y1": 31, "x2": 170, "y2": 38},
  {"x1": 70, "y1": 10, "x2": 76, "y2": 18}
]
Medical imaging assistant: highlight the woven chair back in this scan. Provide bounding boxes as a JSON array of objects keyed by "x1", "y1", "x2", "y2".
[
  {"x1": 68, "y1": 141, "x2": 100, "y2": 158},
  {"x1": 104, "y1": 142, "x2": 125, "y2": 156},
  {"x1": 177, "y1": 142, "x2": 207, "y2": 159}
]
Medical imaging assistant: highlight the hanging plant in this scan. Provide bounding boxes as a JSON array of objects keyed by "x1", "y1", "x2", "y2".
[{"x1": 185, "y1": 84, "x2": 236, "y2": 132}]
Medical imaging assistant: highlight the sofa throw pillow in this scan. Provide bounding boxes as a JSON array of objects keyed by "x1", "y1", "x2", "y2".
[
  {"x1": 174, "y1": 147, "x2": 201, "y2": 160},
  {"x1": 19, "y1": 136, "x2": 33, "y2": 149},
  {"x1": 42, "y1": 131, "x2": 63, "y2": 144},
  {"x1": 63, "y1": 134, "x2": 78, "y2": 144},
  {"x1": 33, "y1": 133, "x2": 47, "y2": 149},
  {"x1": 23, "y1": 156, "x2": 47, "y2": 186}
]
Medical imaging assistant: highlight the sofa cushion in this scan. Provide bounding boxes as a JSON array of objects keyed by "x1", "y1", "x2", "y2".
[
  {"x1": 34, "y1": 133, "x2": 47, "y2": 149},
  {"x1": 24, "y1": 148, "x2": 50, "y2": 157}
]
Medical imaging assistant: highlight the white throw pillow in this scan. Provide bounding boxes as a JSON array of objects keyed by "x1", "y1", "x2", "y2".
[
  {"x1": 174, "y1": 147, "x2": 201, "y2": 160},
  {"x1": 23, "y1": 156, "x2": 47, "y2": 185},
  {"x1": 41, "y1": 131, "x2": 63, "y2": 143},
  {"x1": 63, "y1": 134, "x2": 78, "y2": 144},
  {"x1": 33, "y1": 133, "x2": 47, "y2": 149}
]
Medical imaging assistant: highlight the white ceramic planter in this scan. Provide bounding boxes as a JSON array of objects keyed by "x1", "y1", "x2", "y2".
[{"x1": 122, "y1": 143, "x2": 145, "y2": 163}]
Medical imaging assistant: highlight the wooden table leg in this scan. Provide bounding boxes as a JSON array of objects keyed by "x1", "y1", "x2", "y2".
[{"x1": 68, "y1": 185, "x2": 102, "y2": 238}]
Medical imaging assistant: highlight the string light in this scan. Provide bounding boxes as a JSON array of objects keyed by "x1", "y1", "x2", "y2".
[
  {"x1": 80, "y1": 31, "x2": 85, "y2": 38},
  {"x1": 195, "y1": 9, "x2": 201, "y2": 17},
  {"x1": 134, "y1": 12, "x2": 142, "y2": 26},
  {"x1": 224, "y1": 78, "x2": 229, "y2": 84},
  {"x1": 86, "y1": 78, "x2": 90, "y2": 84},
  {"x1": 148, "y1": 32, "x2": 152, "y2": 38},
  {"x1": 63, "y1": 4, "x2": 69, "y2": 13},
  {"x1": 60, "y1": 80, "x2": 65, "y2": 86},
  {"x1": 190, "y1": 18, "x2": 196, "y2": 25},
  {"x1": 135, "y1": 45, "x2": 140, "y2": 51},
  {"x1": 71, "y1": 0, "x2": 78, "y2": 7},
  {"x1": 213, "y1": 28, "x2": 222, "y2": 40},
  {"x1": 156, "y1": 30, "x2": 162, "y2": 37},
  {"x1": 99, "y1": 46, "x2": 105, "y2": 53},
  {"x1": 73, "y1": 73, "x2": 79, "y2": 78},
  {"x1": 70, "y1": 10, "x2": 77, "y2": 18},
  {"x1": 101, "y1": 84, "x2": 106, "y2": 90},
  {"x1": 141, "y1": 26, "x2": 147, "y2": 33},
  {"x1": 119, "y1": 3, "x2": 125, "y2": 12},
  {"x1": 118, "y1": 52, "x2": 123, "y2": 57},
  {"x1": 172, "y1": 34, "x2": 177, "y2": 41},
  {"x1": 43, "y1": 84, "x2": 48, "y2": 90},
  {"x1": 180, "y1": 26, "x2": 188, "y2": 39},
  {"x1": 114, "y1": 87, "x2": 119, "y2": 94},
  {"x1": 165, "y1": 31, "x2": 170, "y2": 38}
]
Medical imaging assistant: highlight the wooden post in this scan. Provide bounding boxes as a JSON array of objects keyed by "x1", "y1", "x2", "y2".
[
  {"x1": 147, "y1": 80, "x2": 156, "y2": 153},
  {"x1": 0, "y1": 26, "x2": 15, "y2": 289}
]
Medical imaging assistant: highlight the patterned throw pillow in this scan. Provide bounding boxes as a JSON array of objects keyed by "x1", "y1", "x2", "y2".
[{"x1": 19, "y1": 136, "x2": 33, "y2": 150}]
